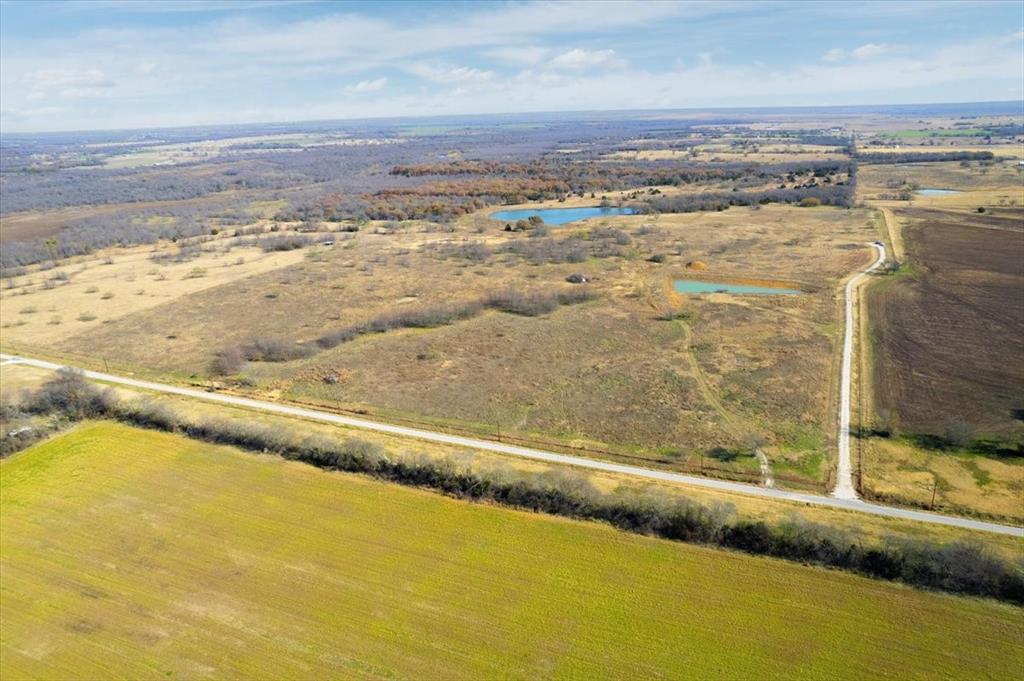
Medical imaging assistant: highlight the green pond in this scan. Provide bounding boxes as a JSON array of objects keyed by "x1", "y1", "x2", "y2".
[{"x1": 674, "y1": 280, "x2": 801, "y2": 295}]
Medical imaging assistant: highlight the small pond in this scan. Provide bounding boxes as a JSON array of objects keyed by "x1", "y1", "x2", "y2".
[
  {"x1": 916, "y1": 188, "x2": 961, "y2": 196},
  {"x1": 674, "y1": 280, "x2": 802, "y2": 295},
  {"x1": 489, "y1": 206, "x2": 638, "y2": 225}
]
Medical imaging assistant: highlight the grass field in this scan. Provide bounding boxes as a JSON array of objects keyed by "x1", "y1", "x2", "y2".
[
  {"x1": 2, "y1": 422, "x2": 1022, "y2": 680},
  {"x1": 0, "y1": 241, "x2": 308, "y2": 346},
  {"x1": 15, "y1": 204, "x2": 875, "y2": 487},
  {"x1": 863, "y1": 435, "x2": 1024, "y2": 522},
  {"x1": 857, "y1": 158, "x2": 1022, "y2": 204}
]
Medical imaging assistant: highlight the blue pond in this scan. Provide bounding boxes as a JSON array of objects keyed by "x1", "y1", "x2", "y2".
[
  {"x1": 916, "y1": 188, "x2": 961, "y2": 196},
  {"x1": 490, "y1": 206, "x2": 638, "y2": 225},
  {"x1": 674, "y1": 280, "x2": 801, "y2": 295}
]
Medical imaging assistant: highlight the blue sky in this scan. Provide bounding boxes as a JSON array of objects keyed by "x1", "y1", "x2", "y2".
[{"x1": 1, "y1": 0, "x2": 1022, "y2": 132}]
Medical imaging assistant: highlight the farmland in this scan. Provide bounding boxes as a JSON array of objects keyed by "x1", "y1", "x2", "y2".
[
  {"x1": 869, "y1": 208, "x2": 1023, "y2": 438},
  {"x1": 2, "y1": 104, "x2": 1022, "y2": 510},
  {"x1": 861, "y1": 206, "x2": 1024, "y2": 520},
  {"x1": 2, "y1": 422, "x2": 1022, "y2": 680}
]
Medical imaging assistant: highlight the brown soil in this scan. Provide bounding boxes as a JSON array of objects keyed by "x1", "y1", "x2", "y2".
[{"x1": 869, "y1": 207, "x2": 1024, "y2": 439}]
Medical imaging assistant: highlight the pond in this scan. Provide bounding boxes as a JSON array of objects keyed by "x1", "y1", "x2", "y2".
[
  {"x1": 489, "y1": 206, "x2": 638, "y2": 225},
  {"x1": 916, "y1": 188, "x2": 961, "y2": 196},
  {"x1": 673, "y1": 280, "x2": 802, "y2": 295}
]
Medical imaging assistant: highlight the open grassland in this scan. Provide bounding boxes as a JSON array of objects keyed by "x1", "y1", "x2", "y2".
[
  {"x1": 23, "y1": 205, "x2": 875, "y2": 488},
  {"x1": 3, "y1": 422, "x2": 1022, "y2": 681},
  {"x1": 858, "y1": 158, "x2": 1022, "y2": 205},
  {"x1": 859, "y1": 143, "x2": 1023, "y2": 158},
  {"x1": 0, "y1": 242, "x2": 309, "y2": 347},
  {"x1": 863, "y1": 436, "x2": 1023, "y2": 523}
]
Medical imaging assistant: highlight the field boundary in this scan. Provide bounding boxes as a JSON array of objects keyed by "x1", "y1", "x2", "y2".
[{"x1": 3, "y1": 352, "x2": 1020, "y2": 536}]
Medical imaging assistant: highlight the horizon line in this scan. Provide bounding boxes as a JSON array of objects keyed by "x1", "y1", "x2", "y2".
[{"x1": 2, "y1": 98, "x2": 1021, "y2": 137}]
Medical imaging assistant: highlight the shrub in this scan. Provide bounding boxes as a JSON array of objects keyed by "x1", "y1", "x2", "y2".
[
  {"x1": 258, "y1": 234, "x2": 314, "y2": 252},
  {"x1": 243, "y1": 337, "x2": 313, "y2": 362},
  {"x1": 799, "y1": 197, "x2": 821, "y2": 207},
  {"x1": 943, "y1": 417, "x2": 975, "y2": 449},
  {"x1": 210, "y1": 345, "x2": 246, "y2": 375},
  {"x1": 317, "y1": 288, "x2": 595, "y2": 349},
  {"x1": 28, "y1": 368, "x2": 117, "y2": 420}
]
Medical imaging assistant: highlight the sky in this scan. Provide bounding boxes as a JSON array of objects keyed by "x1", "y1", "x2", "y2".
[{"x1": 1, "y1": 0, "x2": 1022, "y2": 132}]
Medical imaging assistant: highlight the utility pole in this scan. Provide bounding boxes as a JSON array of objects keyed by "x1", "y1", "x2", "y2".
[{"x1": 930, "y1": 480, "x2": 938, "y2": 509}]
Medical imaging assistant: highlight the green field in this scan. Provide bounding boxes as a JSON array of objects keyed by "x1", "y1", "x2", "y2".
[{"x1": 2, "y1": 423, "x2": 1022, "y2": 680}]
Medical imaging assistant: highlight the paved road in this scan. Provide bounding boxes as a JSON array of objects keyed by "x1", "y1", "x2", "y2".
[
  {"x1": 834, "y1": 243, "x2": 886, "y2": 501},
  {"x1": 2, "y1": 353, "x2": 1020, "y2": 537}
]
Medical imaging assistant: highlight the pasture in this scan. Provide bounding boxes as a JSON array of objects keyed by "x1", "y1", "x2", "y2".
[
  {"x1": 20, "y1": 204, "x2": 876, "y2": 488},
  {"x1": 2, "y1": 422, "x2": 1022, "y2": 680},
  {"x1": 0, "y1": 241, "x2": 308, "y2": 348}
]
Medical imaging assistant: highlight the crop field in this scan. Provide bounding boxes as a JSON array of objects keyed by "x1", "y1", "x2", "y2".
[
  {"x1": 2, "y1": 422, "x2": 1022, "y2": 680},
  {"x1": 5, "y1": 204, "x2": 876, "y2": 487},
  {"x1": 869, "y1": 208, "x2": 1024, "y2": 438},
  {"x1": 862, "y1": 207, "x2": 1024, "y2": 519}
]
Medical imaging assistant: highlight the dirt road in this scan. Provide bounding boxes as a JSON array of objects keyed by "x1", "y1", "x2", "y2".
[
  {"x1": 833, "y1": 243, "x2": 886, "y2": 500},
  {"x1": 3, "y1": 352, "x2": 1020, "y2": 536}
]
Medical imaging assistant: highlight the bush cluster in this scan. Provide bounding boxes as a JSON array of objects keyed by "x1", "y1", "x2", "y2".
[
  {"x1": 258, "y1": 234, "x2": 315, "y2": 252},
  {"x1": 316, "y1": 288, "x2": 595, "y2": 350},
  {"x1": 856, "y1": 150, "x2": 994, "y2": 164}
]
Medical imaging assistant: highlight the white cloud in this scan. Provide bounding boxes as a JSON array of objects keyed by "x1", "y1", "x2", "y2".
[
  {"x1": 1, "y1": 2, "x2": 1022, "y2": 132},
  {"x1": 548, "y1": 48, "x2": 626, "y2": 71},
  {"x1": 821, "y1": 48, "x2": 845, "y2": 62},
  {"x1": 851, "y1": 43, "x2": 899, "y2": 59},
  {"x1": 485, "y1": 46, "x2": 550, "y2": 66},
  {"x1": 343, "y1": 77, "x2": 387, "y2": 94},
  {"x1": 408, "y1": 63, "x2": 495, "y2": 84},
  {"x1": 20, "y1": 68, "x2": 116, "y2": 101},
  {"x1": 25, "y1": 68, "x2": 115, "y2": 90}
]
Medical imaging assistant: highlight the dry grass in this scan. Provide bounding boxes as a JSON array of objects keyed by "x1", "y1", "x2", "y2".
[
  {"x1": 863, "y1": 436, "x2": 1024, "y2": 523},
  {"x1": 858, "y1": 159, "x2": 1023, "y2": 207},
  {"x1": 23, "y1": 204, "x2": 876, "y2": 489},
  {"x1": 0, "y1": 242, "x2": 308, "y2": 347}
]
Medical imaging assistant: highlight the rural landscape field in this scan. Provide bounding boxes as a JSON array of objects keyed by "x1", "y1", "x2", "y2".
[{"x1": 1, "y1": 1, "x2": 1022, "y2": 679}]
